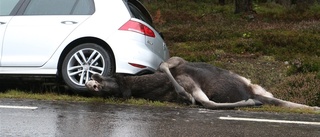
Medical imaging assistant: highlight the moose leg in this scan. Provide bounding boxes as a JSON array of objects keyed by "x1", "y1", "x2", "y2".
[
  {"x1": 193, "y1": 89, "x2": 260, "y2": 109},
  {"x1": 254, "y1": 95, "x2": 320, "y2": 110},
  {"x1": 249, "y1": 84, "x2": 320, "y2": 110},
  {"x1": 159, "y1": 59, "x2": 195, "y2": 104}
]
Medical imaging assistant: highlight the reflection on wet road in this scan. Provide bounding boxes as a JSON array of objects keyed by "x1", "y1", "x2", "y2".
[{"x1": 1, "y1": 98, "x2": 319, "y2": 137}]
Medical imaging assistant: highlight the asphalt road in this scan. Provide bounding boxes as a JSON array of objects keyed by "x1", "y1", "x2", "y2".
[{"x1": 0, "y1": 98, "x2": 319, "y2": 137}]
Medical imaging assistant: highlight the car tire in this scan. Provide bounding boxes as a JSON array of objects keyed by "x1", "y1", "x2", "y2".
[{"x1": 61, "y1": 43, "x2": 113, "y2": 92}]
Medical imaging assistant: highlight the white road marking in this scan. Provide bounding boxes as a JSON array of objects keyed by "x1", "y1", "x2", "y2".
[
  {"x1": 0, "y1": 105, "x2": 38, "y2": 110},
  {"x1": 219, "y1": 116, "x2": 320, "y2": 126}
]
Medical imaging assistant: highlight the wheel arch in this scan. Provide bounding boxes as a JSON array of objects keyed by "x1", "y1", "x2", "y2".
[{"x1": 57, "y1": 37, "x2": 116, "y2": 79}]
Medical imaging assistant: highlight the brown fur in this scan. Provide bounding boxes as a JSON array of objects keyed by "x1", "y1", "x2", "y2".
[
  {"x1": 86, "y1": 56, "x2": 319, "y2": 110},
  {"x1": 159, "y1": 56, "x2": 320, "y2": 110},
  {"x1": 85, "y1": 72, "x2": 180, "y2": 102}
]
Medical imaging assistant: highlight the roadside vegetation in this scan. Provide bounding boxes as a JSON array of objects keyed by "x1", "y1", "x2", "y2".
[
  {"x1": 1, "y1": 90, "x2": 318, "y2": 114},
  {"x1": 143, "y1": 0, "x2": 320, "y2": 107},
  {"x1": 1, "y1": 1, "x2": 320, "y2": 113},
  {"x1": 0, "y1": 90, "x2": 181, "y2": 108}
]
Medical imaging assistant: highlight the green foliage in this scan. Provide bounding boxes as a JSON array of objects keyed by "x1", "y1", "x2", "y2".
[
  {"x1": 256, "y1": 30, "x2": 320, "y2": 60},
  {"x1": 241, "y1": 105, "x2": 320, "y2": 114},
  {"x1": 145, "y1": 1, "x2": 320, "y2": 64},
  {"x1": 169, "y1": 42, "x2": 217, "y2": 62},
  {"x1": 0, "y1": 90, "x2": 182, "y2": 107},
  {"x1": 271, "y1": 73, "x2": 320, "y2": 106},
  {"x1": 309, "y1": 3, "x2": 320, "y2": 14},
  {"x1": 287, "y1": 57, "x2": 320, "y2": 75},
  {"x1": 254, "y1": 2, "x2": 288, "y2": 15}
]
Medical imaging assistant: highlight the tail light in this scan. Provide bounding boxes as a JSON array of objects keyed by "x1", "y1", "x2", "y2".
[{"x1": 119, "y1": 20, "x2": 155, "y2": 38}]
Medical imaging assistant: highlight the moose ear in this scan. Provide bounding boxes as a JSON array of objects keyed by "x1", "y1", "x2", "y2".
[{"x1": 91, "y1": 74, "x2": 105, "y2": 83}]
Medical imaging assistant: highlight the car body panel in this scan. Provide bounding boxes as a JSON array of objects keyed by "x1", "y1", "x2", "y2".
[
  {"x1": 0, "y1": 0, "x2": 169, "y2": 78},
  {"x1": 1, "y1": 15, "x2": 89, "y2": 66}
]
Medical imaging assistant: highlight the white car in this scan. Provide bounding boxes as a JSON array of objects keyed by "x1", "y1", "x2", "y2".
[{"x1": 0, "y1": 0, "x2": 169, "y2": 92}]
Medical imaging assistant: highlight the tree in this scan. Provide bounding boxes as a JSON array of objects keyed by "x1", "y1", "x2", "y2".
[
  {"x1": 234, "y1": 0, "x2": 254, "y2": 14},
  {"x1": 295, "y1": 0, "x2": 315, "y2": 12},
  {"x1": 275, "y1": 0, "x2": 291, "y2": 7},
  {"x1": 219, "y1": 0, "x2": 225, "y2": 5}
]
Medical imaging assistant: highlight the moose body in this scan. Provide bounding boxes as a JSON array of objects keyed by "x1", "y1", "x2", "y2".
[
  {"x1": 86, "y1": 56, "x2": 319, "y2": 110},
  {"x1": 159, "y1": 57, "x2": 319, "y2": 110},
  {"x1": 86, "y1": 72, "x2": 177, "y2": 102}
]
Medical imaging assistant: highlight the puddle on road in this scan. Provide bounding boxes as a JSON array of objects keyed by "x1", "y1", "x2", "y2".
[
  {"x1": 3, "y1": 99, "x2": 318, "y2": 137},
  {"x1": 1, "y1": 100, "x2": 208, "y2": 137},
  {"x1": 52, "y1": 103, "x2": 201, "y2": 137}
]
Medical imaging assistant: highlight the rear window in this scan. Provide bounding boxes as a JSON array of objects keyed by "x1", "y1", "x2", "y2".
[
  {"x1": 23, "y1": 0, "x2": 95, "y2": 15},
  {"x1": 127, "y1": 1, "x2": 153, "y2": 26}
]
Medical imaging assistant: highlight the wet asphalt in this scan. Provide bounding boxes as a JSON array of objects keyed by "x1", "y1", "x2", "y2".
[{"x1": 0, "y1": 98, "x2": 319, "y2": 137}]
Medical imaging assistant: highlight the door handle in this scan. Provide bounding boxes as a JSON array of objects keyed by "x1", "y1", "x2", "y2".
[
  {"x1": 0, "y1": 22, "x2": 6, "y2": 25},
  {"x1": 61, "y1": 21, "x2": 77, "y2": 25}
]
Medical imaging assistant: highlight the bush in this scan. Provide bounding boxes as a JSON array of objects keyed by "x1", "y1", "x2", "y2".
[
  {"x1": 287, "y1": 57, "x2": 320, "y2": 75},
  {"x1": 271, "y1": 73, "x2": 320, "y2": 106}
]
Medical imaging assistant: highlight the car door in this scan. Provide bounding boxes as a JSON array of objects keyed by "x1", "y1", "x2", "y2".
[
  {"x1": 0, "y1": 17, "x2": 12, "y2": 64},
  {"x1": 0, "y1": 0, "x2": 21, "y2": 65},
  {"x1": 1, "y1": 0, "x2": 93, "y2": 67}
]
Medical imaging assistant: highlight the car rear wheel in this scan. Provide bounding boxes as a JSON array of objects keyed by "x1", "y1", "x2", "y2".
[{"x1": 61, "y1": 43, "x2": 113, "y2": 92}]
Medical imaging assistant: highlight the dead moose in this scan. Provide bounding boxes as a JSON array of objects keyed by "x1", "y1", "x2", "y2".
[{"x1": 86, "y1": 56, "x2": 320, "y2": 110}]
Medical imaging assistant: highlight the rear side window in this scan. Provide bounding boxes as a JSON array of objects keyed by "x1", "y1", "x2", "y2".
[
  {"x1": 0, "y1": 0, "x2": 20, "y2": 16},
  {"x1": 23, "y1": 0, "x2": 94, "y2": 15}
]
